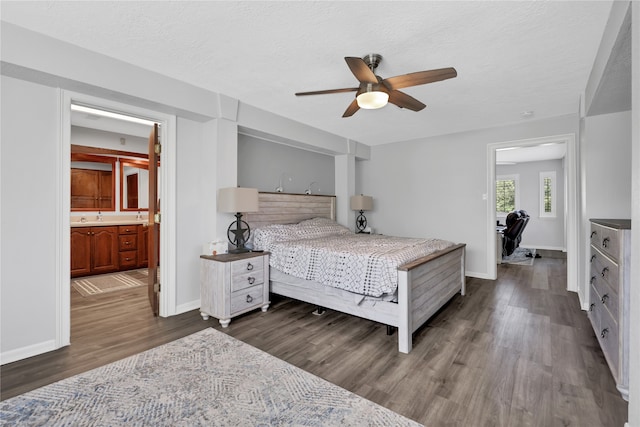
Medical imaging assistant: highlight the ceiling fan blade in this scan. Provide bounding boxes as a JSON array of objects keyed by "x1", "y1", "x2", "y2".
[
  {"x1": 384, "y1": 67, "x2": 457, "y2": 90},
  {"x1": 295, "y1": 87, "x2": 359, "y2": 96},
  {"x1": 342, "y1": 99, "x2": 360, "y2": 117},
  {"x1": 388, "y1": 90, "x2": 426, "y2": 111},
  {"x1": 344, "y1": 57, "x2": 378, "y2": 84}
]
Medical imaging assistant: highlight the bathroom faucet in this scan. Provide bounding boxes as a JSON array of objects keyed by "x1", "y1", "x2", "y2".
[
  {"x1": 97, "y1": 211, "x2": 103, "y2": 221},
  {"x1": 136, "y1": 211, "x2": 142, "y2": 220}
]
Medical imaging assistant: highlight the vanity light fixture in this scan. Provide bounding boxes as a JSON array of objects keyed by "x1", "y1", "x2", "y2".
[
  {"x1": 350, "y1": 194, "x2": 373, "y2": 233},
  {"x1": 218, "y1": 187, "x2": 259, "y2": 253},
  {"x1": 71, "y1": 104, "x2": 157, "y2": 127}
]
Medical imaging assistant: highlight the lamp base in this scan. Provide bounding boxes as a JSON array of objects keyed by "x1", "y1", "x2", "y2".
[{"x1": 228, "y1": 247, "x2": 251, "y2": 254}]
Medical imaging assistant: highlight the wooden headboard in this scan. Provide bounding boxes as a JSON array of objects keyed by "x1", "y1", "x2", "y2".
[{"x1": 244, "y1": 192, "x2": 336, "y2": 231}]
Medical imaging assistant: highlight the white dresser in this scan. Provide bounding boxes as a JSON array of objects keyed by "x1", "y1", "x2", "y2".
[
  {"x1": 200, "y1": 251, "x2": 270, "y2": 327},
  {"x1": 587, "y1": 219, "x2": 631, "y2": 401}
]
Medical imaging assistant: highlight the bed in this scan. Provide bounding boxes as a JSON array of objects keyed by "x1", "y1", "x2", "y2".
[{"x1": 244, "y1": 192, "x2": 466, "y2": 354}]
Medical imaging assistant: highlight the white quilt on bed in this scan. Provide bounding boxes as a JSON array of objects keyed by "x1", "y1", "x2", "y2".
[{"x1": 253, "y1": 218, "x2": 455, "y2": 297}]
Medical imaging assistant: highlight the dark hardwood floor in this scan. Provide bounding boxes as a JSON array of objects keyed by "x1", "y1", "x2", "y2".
[{"x1": 1, "y1": 253, "x2": 628, "y2": 426}]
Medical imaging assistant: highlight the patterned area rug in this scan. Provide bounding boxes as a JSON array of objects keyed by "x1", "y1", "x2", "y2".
[
  {"x1": 0, "y1": 328, "x2": 422, "y2": 426},
  {"x1": 71, "y1": 269, "x2": 147, "y2": 296},
  {"x1": 501, "y1": 247, "x2": 536, "y2": 265}
]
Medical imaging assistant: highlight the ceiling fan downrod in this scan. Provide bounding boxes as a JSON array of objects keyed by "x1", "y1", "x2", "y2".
[{"x1": 363, "y1": 53, "x2": 382, "y2": 73}]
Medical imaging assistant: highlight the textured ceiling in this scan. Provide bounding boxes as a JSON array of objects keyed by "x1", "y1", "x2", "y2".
[{"x1": 1, "y1": 1, "x2": 614, "y2": 146}]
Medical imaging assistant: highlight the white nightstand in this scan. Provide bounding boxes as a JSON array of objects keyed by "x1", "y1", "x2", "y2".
[{"x1": 200, "y1": 251, "x2": 270, "y2": 327}]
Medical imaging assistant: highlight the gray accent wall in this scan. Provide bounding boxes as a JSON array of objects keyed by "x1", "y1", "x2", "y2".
[{"x1": 237, "y1": 133, "x2": 335, "y2": 195}]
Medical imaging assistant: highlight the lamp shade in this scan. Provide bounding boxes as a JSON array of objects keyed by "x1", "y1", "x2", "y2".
[
  {"x1": 217, "y1": 187, "x2": 259, "y2": 213},
  {"x1": 350, "y1": 195, "x2": 373, "y2": 211}
]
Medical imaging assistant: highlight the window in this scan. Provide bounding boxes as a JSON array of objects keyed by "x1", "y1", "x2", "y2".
[
  {"x1": 540, "y1": 171, "x2": 556, "y2": 217},
  {"x1": 496, "y1": 174, "x2": 519, "y2": 214}
]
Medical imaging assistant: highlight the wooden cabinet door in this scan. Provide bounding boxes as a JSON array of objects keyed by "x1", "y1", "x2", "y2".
[
  {"x1": 91, "y1": 226, "x2": 119, "y2": 274},
  {"x1": 98, "y1": 170, "x2": 113, "y2": 209},
  {"x1": 138, "y1": 225, "x2": 149, "y2": 268},
  {"x1": 71, "y1": 169, "x2": 99, "y2": 209},
  {"x1": 70, "y1": 228, "x2": 92, "y2": 277}
]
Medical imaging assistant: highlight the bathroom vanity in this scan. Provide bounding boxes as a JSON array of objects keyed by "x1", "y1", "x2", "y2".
[{"x1": 71, "y1": 217, "x2": 149, "y2": 277}]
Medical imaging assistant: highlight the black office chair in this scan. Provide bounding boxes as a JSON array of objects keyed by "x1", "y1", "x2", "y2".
[{"x1": 502, "y1": 210, "x2": 530, "y2": 257}]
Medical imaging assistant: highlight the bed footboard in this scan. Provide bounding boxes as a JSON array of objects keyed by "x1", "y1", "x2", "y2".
[{"x1": 397, "y1": 243, "x2": 466, "y2": 353}]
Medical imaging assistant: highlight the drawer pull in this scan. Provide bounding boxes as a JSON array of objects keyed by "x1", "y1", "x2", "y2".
[
  {"x1": 246, "y1": 295, "x2": 253, "y2": 303},
  {"x1": 125, "y1": 241, "x2": 132, "y2": 245},
  {"x1": 590, "y1": 276, "x2": 596, "y2": 285},
  {"x1": 590, "y1": 231, "x2": 597, "y2": 238},
  {"x1": 589, "y1": 303, "x2": 595, "y2": 312},
  {"x1": 602, "y1": 237, "x2": 610, "y2": 248},
  {"x1": 246, "y1": 262, "x2": 254, "y2": 271},
  {"x1": 247, "y1": 277, "x2": 255, "y2": 285},
  {"x1": 601, "y1": 328, "x2": 609, "y2": 338},
  {"x1": 601, "y1": 294, "x2": 609, "y2": 304},
  {"x1": 601, "y1": 267, "x2": 609, "y2": 278},
  {"x1": 590, "y1": 254, "x2": 596, "y2": 263}
]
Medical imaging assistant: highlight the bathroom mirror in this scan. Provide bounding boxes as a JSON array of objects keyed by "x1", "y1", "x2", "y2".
[
  {"x1": 71, "y1": 153, "x2": 116, "y2": 211},
  {"x1": 120, "y1": 158, "x2": 149, "y2": 211}
]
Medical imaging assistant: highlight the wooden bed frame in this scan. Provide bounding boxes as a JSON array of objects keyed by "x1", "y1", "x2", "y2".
[{"x1": 244, "y1": 192, "x2": 466, "y2": 353}]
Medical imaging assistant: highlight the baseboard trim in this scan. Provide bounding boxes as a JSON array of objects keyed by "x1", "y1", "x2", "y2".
[
  {"x1": 175, "y1": 299, "x2": 201, "y2": 315},
  {"x1": 519, "y1": 244, "x2": 565, "y2": 251},
  {"x1": 1, "y1": 339, "x2": 57, "y2": 365}
]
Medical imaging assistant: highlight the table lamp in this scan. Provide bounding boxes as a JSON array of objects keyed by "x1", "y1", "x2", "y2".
[{"x1": 218, "y1": 187, "x2": 259, "y2": 253}]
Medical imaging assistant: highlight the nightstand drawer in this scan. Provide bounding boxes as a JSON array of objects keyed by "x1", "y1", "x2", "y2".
[
  {"x1": 231, "y1": 270, "x2": 264, "y2": 292},
  {"x1": 230, "y1": 285, "x2": 264, "y2": 314},
  {"x1": 232, "y1": 258, "x2": 264, "y2": 276}
]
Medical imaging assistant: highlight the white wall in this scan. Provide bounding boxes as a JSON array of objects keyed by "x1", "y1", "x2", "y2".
[
  {"x1": 1, "y1": 76, "x2": 60, "y2": 359},
  {"x1": 71, "y1": 126, "x2": 148, "y2": 153},
  {"x1": 628, "y1": 3, "x2": 639, "y2": 425},
  {"x1": 583, "y1": 111, "x2": 632, "y2": 219},
  {"x1": 357, "y1": 115, "x2": 578, "y2": 278},
  {"x1": 497, "y1": 159, "x2": 565, "y2": 250},
  {"x1": 175, "y1": 117, "x2": 209, "y2": 312}
]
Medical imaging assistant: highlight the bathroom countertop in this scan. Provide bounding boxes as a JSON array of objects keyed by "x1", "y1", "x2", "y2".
[{"x1": 70, "y1": 216, "x2": 149, "y2": 228}]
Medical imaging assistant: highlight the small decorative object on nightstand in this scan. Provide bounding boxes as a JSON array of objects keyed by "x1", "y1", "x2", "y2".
[
  {"x1": 350, "y1": 194, "x2": 373, "y2": 233},
  {"x1": 200, "y1": 251, "x2": 270, "y2": 328}
]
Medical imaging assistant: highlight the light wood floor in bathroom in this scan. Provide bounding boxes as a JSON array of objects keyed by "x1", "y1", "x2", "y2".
[{"x1": 1, "y1": 251, "x2": 628, "y2": 426}]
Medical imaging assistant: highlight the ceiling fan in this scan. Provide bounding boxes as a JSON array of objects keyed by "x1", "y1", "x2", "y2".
[{"x1": 295, "y1": 54, "x2": 457, "y2": 117}]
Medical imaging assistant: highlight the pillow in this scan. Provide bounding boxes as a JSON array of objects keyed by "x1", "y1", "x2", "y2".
[
  {"x1": 294, "y1": 217, "x2": 351, "y2": 240},
  {"x1": 252, "y1": 223, "x2": 300, "y2": 250}
]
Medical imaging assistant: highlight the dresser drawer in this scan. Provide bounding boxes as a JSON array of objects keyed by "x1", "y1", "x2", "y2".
[
  {"x1": 590, "y1": 223, "x2": 620, "y2": 261},
  {"x1": 119, "y1": 251, "x2": 137, "y2": 268},
  {"x1": 230, "y1": 284, "x2": 264, "y2": 314},
  {"x1": 590, "y1": 262, "x2": 619, "y2": 321},
  {"x1": 591, "y1": 248, "x2": 619, "y2": 293},
  {"x1": 599, "y1": 311, "x2": 619, "y2": 378},
  {"x1": 119, "y1": 234, "x2": 137, "y2": 251},
  {"x1": 588, "y1": 284, "x2": 601, "y2": 332}
]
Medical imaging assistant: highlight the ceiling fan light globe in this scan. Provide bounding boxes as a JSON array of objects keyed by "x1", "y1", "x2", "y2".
[{"x1": 356, "y1": 91, "x2": 389, "y2": 109}]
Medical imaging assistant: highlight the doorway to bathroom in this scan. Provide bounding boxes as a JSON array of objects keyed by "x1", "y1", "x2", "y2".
[{"x1": 59, "y1": 92, "x2": 177, "y2": 349}]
